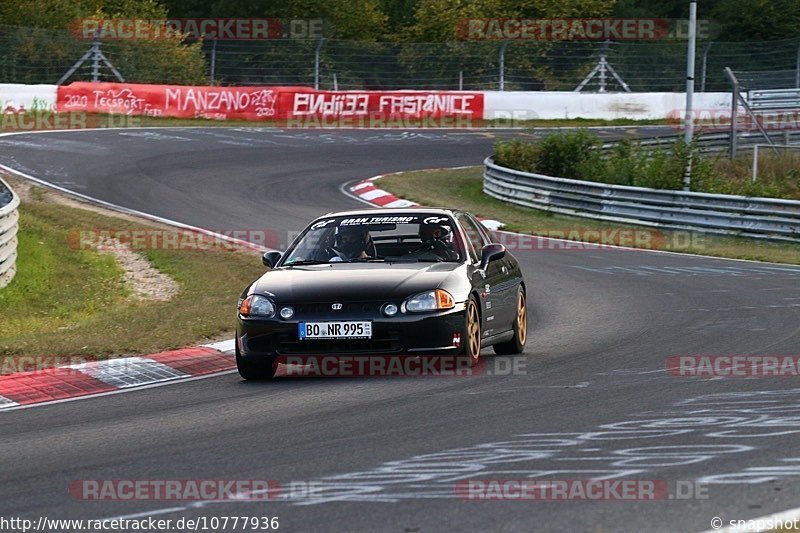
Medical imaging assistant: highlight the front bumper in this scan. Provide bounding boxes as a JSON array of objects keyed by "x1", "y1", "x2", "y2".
[{"x1": 237, "y1": 302, "x2": 467, "y2": 360}]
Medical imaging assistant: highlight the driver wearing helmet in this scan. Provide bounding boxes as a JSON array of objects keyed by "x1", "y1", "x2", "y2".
[
  {"x1": 414, "y1": 222, "x2": 460, "y2": 261},
  {"x1": 331, "y1": 226, "x2": 376, "y2": 260}
]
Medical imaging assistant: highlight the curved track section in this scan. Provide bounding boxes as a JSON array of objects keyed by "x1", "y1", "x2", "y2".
[{"x1": 1, "y1": 127, "x2": 800, "y2": 532}]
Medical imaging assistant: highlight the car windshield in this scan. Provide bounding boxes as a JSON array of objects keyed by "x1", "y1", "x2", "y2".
[{"x1": 282, "y1": 214, "x2": 465, "y2": 264}]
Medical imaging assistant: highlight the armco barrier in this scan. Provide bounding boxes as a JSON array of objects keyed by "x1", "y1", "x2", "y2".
[
  {"x1": 483, "y1": 157, "x2": 800, "y2": 242},
  {"x1": 0, "y1": 177, "x2": 20, "y2": 288},
  {"x1": 606, "y1": 131, "x2": 800, "y2": 155}
]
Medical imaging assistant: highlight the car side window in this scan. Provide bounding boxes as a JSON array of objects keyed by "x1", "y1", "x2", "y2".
[
  {"x1": 455, "y1": 214, "x2": 485, "y2": 263},
  {"x1": 469, "y1": 214, "x2": 496, "y2": 245}
]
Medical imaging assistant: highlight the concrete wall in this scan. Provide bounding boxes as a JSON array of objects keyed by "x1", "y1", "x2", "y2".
[
  {"x1": 0, "y1": 83, "x2": 734, "y2": 121},
  {"x1": 0, "y1": 84, "x2": 57, "y2": 112},
  {"x1": 484, "y1": 91, "x2": 731, "y2": 120}
]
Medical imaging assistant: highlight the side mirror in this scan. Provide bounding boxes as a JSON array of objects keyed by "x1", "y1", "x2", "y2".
[
  {"x1": 262, "y1": 251, "x2": 282, "y2": 268},
  {"x1": 479, "y1": 243, "x2": 506, "y2": 270}
]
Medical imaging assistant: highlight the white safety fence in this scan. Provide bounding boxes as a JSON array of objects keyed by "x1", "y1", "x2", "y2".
[{"x1": 0, "y1": 177, "x2": 19, "y2": 288}]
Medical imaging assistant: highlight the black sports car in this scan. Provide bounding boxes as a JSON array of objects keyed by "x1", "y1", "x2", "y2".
[{"x1": 235, "y1": 208, "x2": 527, "y2": 379}]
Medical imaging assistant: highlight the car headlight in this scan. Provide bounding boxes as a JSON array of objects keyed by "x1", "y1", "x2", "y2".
[
  {"x1": 239, "y1": 295, "x2": 276, "y2": 318},
  {"x1": 403, "y1": 289, "x2": 455, "y2": 312}
]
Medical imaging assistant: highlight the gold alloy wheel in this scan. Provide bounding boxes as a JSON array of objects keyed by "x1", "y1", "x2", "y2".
[
  {"x1": 517, "y1": 289, "x2": 527, "y2": 346},
  {"x1": 467, "y1": 299, "x2": 481, "y2": 361}
]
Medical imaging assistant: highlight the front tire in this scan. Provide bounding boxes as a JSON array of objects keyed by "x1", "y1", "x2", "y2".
[
  {"x1": 236, "y1": 345, "x2": 277, "y2": 380},
  {"x1": 493, "y1": 285, "x2": 527, "y2": 355}
]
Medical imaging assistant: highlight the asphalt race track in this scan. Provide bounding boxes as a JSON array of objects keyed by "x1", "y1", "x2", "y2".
[{"x1": 2, "y1": 127, "x2": 800, "y2": 532}]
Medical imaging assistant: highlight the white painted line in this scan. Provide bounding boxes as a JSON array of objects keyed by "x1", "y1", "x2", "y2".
[
  {"x1": 97, "y1": 505, "x2": 191, "y2": 522},
  {"x1": 99, "y1": 507, "x2": 195, "y2": 523},
  {"x1": 360, "y1": 189, "x2": 392, "y2": 201},
  {"x1": 0, "y1": 395, "x2": 19, "y2": 409},
  {"x1": 202, "y1": 338, "x2": 236, "y2": 353},
  {"x1": 0, "y1": 164, "x2": 276, "y2": 254},
  {"x1": 68, "y1": 357, "x2": 189, "y2": 389},
  {"x1": 495, "y1": 231, "x2": 800, "y2": 266},
  {"x1": 703, "y1": 505, "x2": 800, "y2": 532}
]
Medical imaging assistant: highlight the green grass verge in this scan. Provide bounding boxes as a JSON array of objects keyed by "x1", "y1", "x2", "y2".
[
  {"x1": 378, "y1": 167, "x2": 800, "y2": 265},
  {"x1": 0, "y1": 180, "x2": 264, "y2": 364}
]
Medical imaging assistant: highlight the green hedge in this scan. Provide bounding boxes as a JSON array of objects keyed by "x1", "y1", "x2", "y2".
[{"x1": 493, "y1": 130, "x2": 800, "y2": 200}]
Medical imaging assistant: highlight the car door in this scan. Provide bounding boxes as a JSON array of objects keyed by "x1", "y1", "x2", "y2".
[
  {"x1": 469, "y1": 214, "x2": 519, "y2": 332},
  {"x1": 455, "y1": 213, "x2": 510, "y2": 339}
]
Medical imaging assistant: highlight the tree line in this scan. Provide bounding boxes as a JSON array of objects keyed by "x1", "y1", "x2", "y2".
[{"x1": 2, "y1": 0, "x2": 799, "y2": 42}]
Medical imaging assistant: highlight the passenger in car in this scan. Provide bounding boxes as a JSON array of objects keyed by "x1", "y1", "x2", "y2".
[{"x1": 412, "y1": 223, "x2": 460, "y2": 261}]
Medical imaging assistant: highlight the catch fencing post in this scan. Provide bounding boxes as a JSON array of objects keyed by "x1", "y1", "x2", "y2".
[
  {"x1": 91, "y1": 34, "x2": 101, "y2": 81},
  {"x1": 725, "y1": 67, "x2": 739, "y2": 159},
  {"x1": 499, "y1": 40, "x2": 508, "y2": 91},
  {"x1": 314, "y1": 37, "x2": 324, "y2": 90},
  {"x1": 796, "y1": 43, "x2": 800, "y2": 88},
  {"x1": 58, "y1": 32, "x2": 124, "y2": 84},
  {"x1": 700, "y1": 41, "x2": 713, "y2": 92},
  {"x1": 209, "y1": 38, "x2": 217, "y2": 85},
  {"x1": 682, "y1": 0, "x2": 698, "y2": 191}
]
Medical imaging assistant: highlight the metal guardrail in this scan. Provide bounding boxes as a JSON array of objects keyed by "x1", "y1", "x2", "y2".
[
  {"x1": 0, "y1": 177, "x2": 20, "y2": 288},
  {"x1": 749, "y1": 88, "x2": 800, "y2": 111},
  {"x1": 483, "y1": 157, "x2": 800, "y2": 242},
  {"x1": 602, "y1": 131, "x2": 800, "y2": 156}
]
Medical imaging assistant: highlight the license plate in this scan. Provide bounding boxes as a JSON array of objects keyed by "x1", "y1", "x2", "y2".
[{"x1": 299, "y1": 321, "x2": 372, "y2": 340}]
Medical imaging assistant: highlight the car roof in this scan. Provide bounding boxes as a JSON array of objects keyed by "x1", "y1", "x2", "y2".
[{"x1": 320, "y1": 207, "x2": 457, "y2": 219}]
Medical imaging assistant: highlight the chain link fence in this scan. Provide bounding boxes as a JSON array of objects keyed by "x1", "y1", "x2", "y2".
[{"x1": 1, "y1": 24, "x2": 799, "y2": 91}]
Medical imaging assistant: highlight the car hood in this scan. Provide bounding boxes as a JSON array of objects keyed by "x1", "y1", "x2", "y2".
[{"x1": 252, "y1": 262, "x2": 465, "y2": 303}]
